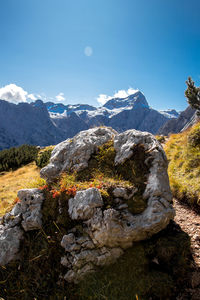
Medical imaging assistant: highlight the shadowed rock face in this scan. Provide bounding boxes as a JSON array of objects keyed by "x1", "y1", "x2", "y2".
[
  {"x1": 158, "y1": 106, "x2": 197, "y2": 135},
  {"x1": 0, "y1": 99, "x2": 66, "y2": 150}
]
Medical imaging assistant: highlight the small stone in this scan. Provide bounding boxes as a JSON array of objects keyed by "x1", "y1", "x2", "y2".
[
  {"x1": 81, "y1": 240, "x2": 95, "y2": 249},
  {"x1": 61, "y1": 233, "x2": 75, "y2": 250},
  {"x1": 64, "y1": 270, "x2": 76, "y2": 283},
  {"x1": 68, "y1": 244, "x2": 81, "y2": 252},
  {"x1": 193, "y1": 233, "x2": 200, "y2": 241},
  {"x1": 117, "y1": 204, "x2": 128, "y2": 210},
  {"x1": 61, "y1": 256, "x2": 71, "y2": 267},
  {"x1": 113, "y1": 187, "x2": 134, "y2": 200},
  {"x1": 114, "y1": 198, "x2": 122, "y2": 204},
  {"x1": 77, "y1": 236, "x2": 90, "y2": 244},
  {"x1": 77, "y1": 263, "x2": 95, "y2": 279}
]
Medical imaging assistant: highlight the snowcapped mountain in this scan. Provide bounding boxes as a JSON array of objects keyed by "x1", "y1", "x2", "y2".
[
  {"x1": 41, "y1": 91, "x2": 179, "y2": 136},
  {"x1": 0, "y1": 90, "x2": 179, "y2": 150}
]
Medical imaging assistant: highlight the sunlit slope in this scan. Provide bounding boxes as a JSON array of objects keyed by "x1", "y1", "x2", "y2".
[
  {"x1": 165, "y1": 122, "x2": 200, "y2": 207},
  {"x1": 0, "y1": 162, "x2": 44, "y2": 216}
]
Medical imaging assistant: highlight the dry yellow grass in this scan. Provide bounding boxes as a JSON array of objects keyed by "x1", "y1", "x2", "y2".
[
  {"x1": 164, "y1": 122, "x2": 200, "y2": 206},
  {"x1": 0, "y1": 162, "x2": 45, "y2": 216}
]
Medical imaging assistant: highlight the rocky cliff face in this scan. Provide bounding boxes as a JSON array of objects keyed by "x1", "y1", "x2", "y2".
[
  {"x1": 0, "y1": 91, "x2": 179, "y2": 150},
  {"x1": 158, "y1": 106, "x2": 197, "y2": 135},
  {"x1": 0, "y1": 99, "x2": 66, "y2": 150},
  {"x1": 0, "y1": 127, "x2": 191, "y2": 298},
  {"x1": 49, "y1": 91, "x2": 178, "y2": 136}
]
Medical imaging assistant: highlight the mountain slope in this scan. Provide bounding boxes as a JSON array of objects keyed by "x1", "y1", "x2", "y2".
[
  {"x1": 158, "y1": 106, "x2": 197, "y2": 135},
  {"x1": 45, "y1": 91, "x2": 179, "y2": 135},
  {"x1": 0, "y1": 100, "x2": 65, "y2": 150},
  {"x1": 0, "y1": 91, "x2": 179, "y2": 149},
  {"x1": 164, "y1": 121, "x2": 200, "y2": 207}
]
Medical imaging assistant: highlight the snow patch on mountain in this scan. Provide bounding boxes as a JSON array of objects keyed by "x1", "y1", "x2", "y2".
[{"x1": 159, "y1": 109, "x2": 180, "y2": 119}]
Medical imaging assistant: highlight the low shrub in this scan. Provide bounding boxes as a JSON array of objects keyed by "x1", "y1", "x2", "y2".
[
  {"x1": 188, "y1": 126, "x2": 200, "y2": 147},
  {"x1": 0, "y1": 144, "x2": 38, "y2": 172},
  {"x1": 155, "y1": 135, "x2": 166, "y2": 143},
  {"x1": 35, "y1": 148, "x2": 53, "y2": 168}
]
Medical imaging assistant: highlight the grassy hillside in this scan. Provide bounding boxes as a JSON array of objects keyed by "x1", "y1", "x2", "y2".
[
  {"x1": 0, "y1": 145, "x2": 53, "y2": 216},
  {"x1": 165, "y1": 121, "x2": 200, "y2": 207},
  {"x1": 0, "y1": 162, "x2": 45, "y2": 216}
]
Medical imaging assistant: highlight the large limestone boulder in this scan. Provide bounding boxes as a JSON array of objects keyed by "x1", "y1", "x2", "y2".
[
  {"x1": 0, "y1": 127, "x2": 177, "y2": 292},
  {"x1": 40, "y1": 127, "x2": 117, "y2": 181},
  {"x1": 40, "y1": 127, "x2": 174, "y2": 282}
]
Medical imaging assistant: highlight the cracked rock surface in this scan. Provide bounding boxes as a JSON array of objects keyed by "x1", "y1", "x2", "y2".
[
  {"x1": 40, "y1": 127, "x2": 117, "y2": 181},
  {"x1": 0, "y1": 189, "x2": 44, "y2": 265}
]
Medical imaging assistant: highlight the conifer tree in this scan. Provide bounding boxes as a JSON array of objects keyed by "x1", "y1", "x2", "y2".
[{"x1": 185, "y1": 77, "x2": 200, "y2": 115}]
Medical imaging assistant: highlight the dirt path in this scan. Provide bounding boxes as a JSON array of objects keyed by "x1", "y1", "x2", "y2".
[{"x1": 174, "y1": 198, "x2": 200, "y2": 299}]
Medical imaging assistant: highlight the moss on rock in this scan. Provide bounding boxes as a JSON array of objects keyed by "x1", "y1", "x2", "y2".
[{"x1": 75, "y1": 141, "x2": 149, "y2": 215}]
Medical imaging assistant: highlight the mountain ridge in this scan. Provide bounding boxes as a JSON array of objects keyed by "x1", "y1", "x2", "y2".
[{"x1": 0, "y1": 91, "x2": 179, "y2": 150}]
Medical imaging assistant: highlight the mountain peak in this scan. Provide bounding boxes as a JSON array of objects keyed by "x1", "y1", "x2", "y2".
[{"x1": 103, "y1": 91, "x2": 149, "y2": 110}]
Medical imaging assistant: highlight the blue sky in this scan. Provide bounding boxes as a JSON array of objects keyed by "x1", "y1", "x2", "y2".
[{"x1": 0, "y1": 0, "x2": 199, "y2": 110}]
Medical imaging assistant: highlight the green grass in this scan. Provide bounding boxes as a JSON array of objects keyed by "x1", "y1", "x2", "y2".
[
  {"x1": 0, "y1": 212, "x2": 191, "y2": 299},
  {"x1": 47, "y1": 140, "x2": 150, "y2": 215},
  {"x1": 165, "y1": 122, "x2": 200, "y2": 207}
]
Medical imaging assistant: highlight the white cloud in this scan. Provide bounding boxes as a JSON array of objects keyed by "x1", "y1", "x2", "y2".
[
  {"x1": 97, "y1": 88, "x2": 139, "y2": 105},
  {"x1": 27, "y1": 93, "x2": 37, "y2": 101},
  {"x1": 0, "y1": 84, "x2": 28, "y2": 104},
  {"x1": 96, "y1": 94, "x2": 112, "y2": 105},
  {"x1": 0, "y1": 84, "x2": 66, "y2": 104},
  {"x1": 127, "y1": 88, "x2": 139, "y2": 95},
  {"x1": 114, "y1": 90, "x2": 129, "y2": 98},
  {"x1": 56, "y1": 92, "x2": 65, "y2": 102}
]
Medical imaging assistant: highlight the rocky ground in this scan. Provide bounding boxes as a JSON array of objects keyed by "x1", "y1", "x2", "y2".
[{"x1": 175, "y1": 198, "x2": 200, "y2": 300}]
